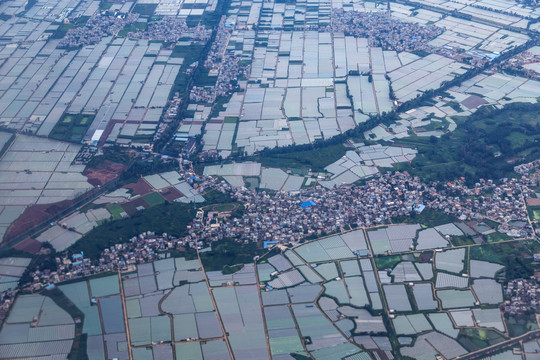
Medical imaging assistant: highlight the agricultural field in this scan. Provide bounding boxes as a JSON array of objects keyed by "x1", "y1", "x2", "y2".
[
  {"x1": 204, "y1": 162, "x2": 311, "y2": 191},
  {"x1": 33, "y1": 169, "x2": 206, "y2": 254},
  {"x1": 203, "y1": 142, "x2": 418, "y2": 189},
  {"x1": 0, "y1": 293, "x2": 77, "y2": 359},
  {"x1": 0, "y1": 0, "x2": 537, "y2": 159},
  {"x1": 0, "y1": 134, "x2": 93, "y2": 243},
  {"x1": 0, "y1": 257, "x2": 31, "y2": 292},
  {"x1": 201, "y1": 28, "x2": 470, "y2": 155},
  {"x1": 0, "y1": 0, "x2": 220, "y2": 247},
  {"x1": 0, "y1": 0, "x2": 213, "y2": 148},
  {"x1": 49, "y1": 114, "x2": 95, "y2": 143},
  {"x1": 189, "y1": 0, "x2": 539, "y2": 161},
  {"x1": 395, "y1": 0, "x2": 538, "y2": 29},
  {"x1": 398, "y1": 102, "x2": 540, "y2": 182},
  {"x1": 0, "y1": 0, "x2": 539, "y2": 358},
  {"x1": 1, "y1": 218, "x2": 539, "y2": 359}
]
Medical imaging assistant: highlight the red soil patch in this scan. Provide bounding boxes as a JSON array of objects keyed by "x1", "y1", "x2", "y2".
[
  {"x1": 123, "y1": 177, "x2": 153, "y2": 196},
  {"x1": 4, "y1": 160, "x2": 126, "y2": 245},
  {"x1": 121, "y1": 197, "x2": 150, "y2": 216},
  {"x1": 527, "y1": 198, "x2": 540, "y2": 206},
  {"x1": 161, "y1": 187, "x2": 183, "y2": 202},
  {"x1": 83, "y1": 160, "x2": 127, "y2": 187},
  {"x1": 13, "y1": 237, "x2": 42, "y2": 254},
  {"x1": 4, "y1": 199, "x2": 74, "y2": 244}
]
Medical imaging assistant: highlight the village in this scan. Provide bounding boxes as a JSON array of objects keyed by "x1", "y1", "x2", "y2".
[{"x1": 0, "y1": 158, "x2": 534, "y2": 303}]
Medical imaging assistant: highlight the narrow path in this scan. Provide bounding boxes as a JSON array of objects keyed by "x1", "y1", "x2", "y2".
[
  {"x1": 254, "y1": 261, "x2": 274, "y2": 360},
  {"x1": 118, "y1": 270, "x2": 133, "y2": 360},
  {"x1": 197, "y1": 247, "x2": 234, "y2": 359}
]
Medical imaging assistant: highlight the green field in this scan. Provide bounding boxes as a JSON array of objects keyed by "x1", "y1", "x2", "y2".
[
  {"x1": 528, "y1": 206, "x2": 540, "y2": 220},
  {"x1": 199, "y1": 238, "x2": 266, "y2": 272},
  {"x1": 131, "y1": 3, "x2": 157, "y2": 16},
  {"x1": 193, "y1": 69, "x2": 218, "y2": 87},
  {"x1": 392, "y1": 209, "x2": 457, "y2": 228},
  {"x1": 374, "y1": 255, "x2": 400, "y2": 270},
  {"x1": 107, "y1": 204, "x2": 124, "y2": 220},
  {"x1": 485, "y1": 231, "x2": 511, "y2": 243},
  {"x1": 506, "y1": 315, "x2": 539, "y2": 337},
  {"x1": 171, "y1": 43, "x2": 205, "y2": 97},
  {"x1": 118, "y1": 22, "x2": 147, "y2": 37},
  {"x1": 470, "y1": 240, "x2": 539, "y2": 280},
  {"x1": 99, "y1": 1, "x2": 113, "y2": 10},
  {"x1": 141, "y1": 192, "x2": 166, "y2": 206},
  {"x1": 395, "y1": 102, "x2": 540, "y2": 183},
  {"x1": 257, "y1": 143, "x2": 347, "y2": 172},
  {"x1": 47, "y1": 23, "x2": 75, "y2": 39},
  {"x1": 49, "y1": 114, "x2": 95, "y2": 143},
  {"x1": 458, "y1": 328, "x2": 505, "y2": 351},
  {"x1": 224, "y1": 117, "x2": 238, "y2": 124},
  {"x1": 210, "y1": 95, "x2": 233, "y2": 118},
  {"x1": 0, "y1": 133, "x2": 15, "y2": 159}
]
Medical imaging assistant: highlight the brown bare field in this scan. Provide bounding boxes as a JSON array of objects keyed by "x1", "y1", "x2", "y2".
[
  {"x1": 83, "y1": 160, "x2": 127, "y2": 186},
  {"x1": 123, "y1": 177, "x2": 153, "y2": 196},
  {"x1": 121, "y1": 197, "x2": 151, "y2": 216},
  {"x1": 4, "y1": 199, "x2": 74, "y2": 243},
  {"x1": 13, "y1": 237, "x2": 42, "y2": 254},
  {"x1": 161, "y1": 187, "x2": 183, "y2": 202}
]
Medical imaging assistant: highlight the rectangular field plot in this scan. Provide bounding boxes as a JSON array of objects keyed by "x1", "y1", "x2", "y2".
[
  {"x1": 294, "y1": 234, "x2": 359, "y2": 263},
  {"x1": 212, "y1": 286, "x2": 268, "y2": 360},
  {"x1": 435, "y1": 248, "x2": 465, "y2": 274},
  {"x1": 383, "y1": 284, "x2": 412, "y2": 312},
  {"x1": 0, "y1": 294, "x2": 75, "y2": 359},
  {"x1": 437, "y1": 289, "x2": 476, "y2": 309},
  {"x1": 264, "y1": 306, "x2": 304, "y2": 357}
]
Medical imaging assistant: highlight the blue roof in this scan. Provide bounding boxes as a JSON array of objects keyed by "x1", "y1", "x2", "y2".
[
  {"x1": 263, "y1": 241, "x2": 277, "y2": 248},
  {"x1": 301, "y1": 200, "x2": 316, "y2": 208},
  {"x1": 414, "y1": 204, "x2": 426, "y2": 213}
]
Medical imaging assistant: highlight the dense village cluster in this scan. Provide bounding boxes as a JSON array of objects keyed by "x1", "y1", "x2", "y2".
[
  {"x1": 0, "y1": 231, "x2": 181, "y2": 321},
  {"x1": 16, "y1": 161, "x2": 540, "y2": 284},
  {"x1": 328, "y1": 10, "x2": 444, "y2": 53},
  {"x1": 127, "y1": 17, "x2": 210, "y2": 42},
  {"x1": 217, "y1": 172, "x2": 426, "y2": 243},
  {"x1": 30, "y1": 232, "x2": 179, "y2": 292},
  {"x1": 59, "y1": 13, "x2": 139, "y2": 48},
  {"x1": 190, "y1": 19, "x2": 249, "y2": 102},
  {"x1": 206, "y1": 169, "x2": 536, "y2": 245},
  {"x1": 154, "y1": 91, "x2": 183, "y2": 144},
  {"x1": 426, "y1": 177, "x2": 531, "y2": 237},
  {"x1": 205, "y1": 18, "x2": 231, "y2": 70},
  {"x1": 6, "y1": 161, "x2": 540, "y2": 299},
  {"x1": 498, "y1": 48, "x2": 540, "y2": 80},
  {"x1": 2, "y1": 160, "x2": 539, "y2": 331},
  {"x1": 127, "y1": 17, "x2": 188, "y2": 42},
  {"x1": 504, "y1": 278, "x2": 540, "y2": 315}
]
